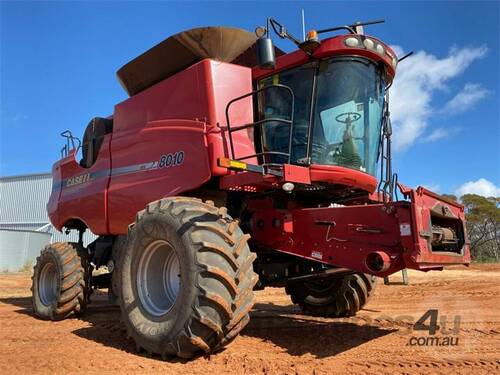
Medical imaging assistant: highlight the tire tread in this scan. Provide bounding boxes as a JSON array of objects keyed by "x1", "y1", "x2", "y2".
[
  {"x1": 123, "y1": 196, "x2": 257, "y2": 359},
  {"x1": 32, "y1": 242, "x2": 86, "y2": 321},
  {"x1": 286, "y1": 273, "x2": 377, "y2": 318}
]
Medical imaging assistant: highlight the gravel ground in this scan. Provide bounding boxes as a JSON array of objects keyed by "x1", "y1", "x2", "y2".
[{"x1": 0, "y1": 264, "x2": 499, "y2": 374}]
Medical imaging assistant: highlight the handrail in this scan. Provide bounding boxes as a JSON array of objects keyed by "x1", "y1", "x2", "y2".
[
  {"x1": 235, "y1": 151, "x2": 290, "y2": 162},
  {"x1": 228, "y1": 117, "x2": 292, "y2": 133},
  {"x1": 60, "y1": 130, "x2": 81, "y2": 158},
  {"x1": 225, "y1": 84, "x2": 295, "y2": 171}
]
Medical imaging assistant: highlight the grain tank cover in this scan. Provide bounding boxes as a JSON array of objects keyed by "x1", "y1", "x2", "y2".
[{"x1": 117, "y1": 27, "x2": 262, "y2": 96}]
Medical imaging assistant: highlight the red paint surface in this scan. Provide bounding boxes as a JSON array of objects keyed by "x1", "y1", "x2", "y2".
[
  {"x1": 107, "y1": 120, "x2": 211, "y2": 234},
  {"x1": 219, "y1": 163, "x2": 377, "y2": 193},
  {"x1": 49, "y1": 136, "x2": 112, "y2": 234},
  {"x1": 249, "y1": 187, "x2": 470, "y2": 276},
  {"x1": 399, "y1": 187, "x2": 471, "y2": 268},
  {"x1": 310, "y1": 164, "x2": 378, "y2": 193}
]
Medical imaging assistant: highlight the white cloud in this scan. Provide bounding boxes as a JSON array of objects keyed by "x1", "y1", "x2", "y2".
[
  {"x1": 455, "y1": 178, "x2": 500, "y2": 198},
  {"x1": 390, "y1": 45, "x2": 488, "y2": 151},
  {"x1": 443, "y1": 83, "x2": 489, "y2": 113},
  {"x1": 424, "y1": 128, "x2": 448, "y2": 143},
  {"x1": 423, "y1": 126, "x2": 462, "y2": 143}
]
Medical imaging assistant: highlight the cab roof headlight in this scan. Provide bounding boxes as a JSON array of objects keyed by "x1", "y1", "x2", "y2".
[
  {"x1": 392, "y1": 57, "x2": 398, "y2": 69},
  {"x1": 344, "y1": 37, "x2": 361, "y2": 47},
  {"x1": 363, "y1": 38, "x2": 375, "y2": 49},
  {"x1": 376, "y1": 44, "x2": 385, "y2": 55}
]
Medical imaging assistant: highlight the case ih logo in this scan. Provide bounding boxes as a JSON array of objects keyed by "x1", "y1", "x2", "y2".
[{"x1": 66, "y1": 173, "x2": 91, "y2": 187}]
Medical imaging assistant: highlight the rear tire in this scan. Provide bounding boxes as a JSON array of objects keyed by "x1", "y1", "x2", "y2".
[
  {"x1": 108, "y1": 235, "x2": 127, "y2": 306},
  {"x1": 120, "y1": 197, "x2": 258, "y2": 359},
  {"x1": 285, "y1": 273, "x2": 376, "y2": 317},
  {"x1": 32, "y1": 242, "x2": 86, "y2": 320}
]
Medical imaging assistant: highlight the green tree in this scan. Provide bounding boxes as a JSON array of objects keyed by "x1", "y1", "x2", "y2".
[
  {"x1": 460, "y1": 194, "x2": 500, "y2": 262},
  {"x1": 441, "y1": 194, "x2": 458, "y2": 202}
]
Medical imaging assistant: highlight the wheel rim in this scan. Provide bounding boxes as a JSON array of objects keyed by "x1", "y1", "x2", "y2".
[
  {"x1": 137, "y1": 240, "x2": 180, "y2": 317},
  {"x1": 39, "y1": 262, "x2": 59, "y2": 306}
]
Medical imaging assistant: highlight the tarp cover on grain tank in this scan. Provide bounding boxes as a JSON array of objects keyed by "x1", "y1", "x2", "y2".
[{"x1": 117, "y1": 26, "x2": 284, "y2": 96}]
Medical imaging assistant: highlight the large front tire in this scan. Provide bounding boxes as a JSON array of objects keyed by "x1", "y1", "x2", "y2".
[
  {"x1": 120, "y1": 197, "x2": 258, "y2": 359},
  {"x1": 285, "y1": 273, "x2": 376, "y2": 317},
  {"x1": 32, "y1": 242, "x2": 86, "y2": 320}
]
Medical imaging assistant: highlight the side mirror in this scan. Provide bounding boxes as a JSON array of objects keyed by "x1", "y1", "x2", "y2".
[{"x1": 256, "y1": 37, "x2": 276, "y2": 69}]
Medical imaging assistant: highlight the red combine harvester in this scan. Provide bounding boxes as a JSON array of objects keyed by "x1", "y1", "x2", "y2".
[{"x1": 32, "y1": 20, "x2": 470, "y2": 358}]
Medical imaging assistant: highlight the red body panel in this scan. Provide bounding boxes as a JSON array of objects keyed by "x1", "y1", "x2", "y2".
[
  {"x1": 219, "y1": 163, "x2": 377, "y2": 193},
  {"x1": 249, "y1": 186, "x2": 470, "y2": 276},
  {"x1": 107, "y1": 120, "x2": 211, "y2": 233},
  {"x1": 113, "y1": 59, "x2": 256, "y2": 176},
  {"x1": 49, "y1": 136, "x2": 111, "y2": 234},
  {"x1": 398, "y1": 186, "x2": 471, "y2": 268}
]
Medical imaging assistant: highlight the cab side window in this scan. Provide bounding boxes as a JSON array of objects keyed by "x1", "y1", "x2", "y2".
[{"x1": 80, "y1": 117, "x2": 113, "y2": 168}]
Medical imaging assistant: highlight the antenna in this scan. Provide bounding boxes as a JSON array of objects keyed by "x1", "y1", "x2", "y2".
[
  {"x1": 398, "y1": 51, "x2": 414, "y2": 62},
  {"x1": 301, "y1": 9, "x2": 306, "y2": 41},
  {"x1": 317, "y1": 19, "x2": 385, "y2": 35}
]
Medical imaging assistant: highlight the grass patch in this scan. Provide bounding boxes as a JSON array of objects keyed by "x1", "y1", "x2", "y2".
[{"x1": 19, "y1": 261, "x2": 34, "y2": 273}]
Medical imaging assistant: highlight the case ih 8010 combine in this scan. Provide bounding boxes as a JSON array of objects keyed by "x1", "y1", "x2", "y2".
[{"x1": 32, "y1": 19, "x2": 470, "y2": 358}]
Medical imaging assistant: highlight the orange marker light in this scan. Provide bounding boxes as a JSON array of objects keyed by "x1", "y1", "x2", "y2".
[
  {"x1": 218, "y1": 157, "x2": 247, "y2": 170},
  {"x1": 306, "y1": 30, "x2": 319, "y2": 42},
  {"x1": 218, "y1": 157, "x2": 232, "y2": 168}
]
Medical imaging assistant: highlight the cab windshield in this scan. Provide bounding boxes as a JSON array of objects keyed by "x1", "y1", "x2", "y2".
[
  {"x1": 312, "y1": 58, "x2": 385, "y2": 175},
  {"x1": 258, "y1": 57, "x2": 385, "y2": 176}
]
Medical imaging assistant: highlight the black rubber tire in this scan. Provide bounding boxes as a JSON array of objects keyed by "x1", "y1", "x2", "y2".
[
  {"x1": 108, "y1": 235, "x2": 127, "y2": 305},
  {"x1": 120, "y1": 197, "x2": 258, "y2": 359},
  {"x1": 31, "y1": 242, "x2": 86, "y2": 320},
  {"x1": 285, "y1": 273, "x2": 377, "y2": 317}
]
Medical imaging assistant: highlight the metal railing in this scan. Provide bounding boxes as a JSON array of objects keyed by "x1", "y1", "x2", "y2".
[
  {"x1": 60, "y1": 130, "x2": 81, "y2": 158},
  {"x1": 225, "y1": 84, "x2": 295, "y2": 173}
]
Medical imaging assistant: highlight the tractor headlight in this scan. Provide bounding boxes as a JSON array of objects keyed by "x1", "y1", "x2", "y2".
[
  {"x1": 345, "y1": 36, "x2": 392, "y2": 66},
  {"x1": 282, "y1": 182, "x2": 295, "y2": 193},
  {"x1": 363, "y1": 38, "x2": 375, "y2": 49},
  {"x1": 344, "y1": 37, "x2": 361, "y2": 47},
  {"x1": 392, "y1": 57, "x2": 398, "y2": 69},
  {"x1": 361, "y1": 38, "x2": 385, "y2": 57}
]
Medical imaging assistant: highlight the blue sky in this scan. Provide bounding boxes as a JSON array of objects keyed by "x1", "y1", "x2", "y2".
[{"x1": 1, "y1": 1, "x2": 499, "y2": 197}]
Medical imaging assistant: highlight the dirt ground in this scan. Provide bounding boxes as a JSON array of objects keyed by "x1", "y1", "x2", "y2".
[{"x1": 0, "y1": 264, "x2": 499, "y2": 374}]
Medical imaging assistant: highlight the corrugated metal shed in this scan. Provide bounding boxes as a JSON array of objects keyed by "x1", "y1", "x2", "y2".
[
  {"x1": 0, "y1": 173, "x2": 53, "y2": 224},
  {"x1": 0, "y1": 229, "x2": 51, "y2": 272},
  {"x1": 0, "y1": 173, "x2": 97, "y2": 250}
]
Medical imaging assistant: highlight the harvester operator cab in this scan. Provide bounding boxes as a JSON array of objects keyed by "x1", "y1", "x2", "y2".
[
  {"x1": 251, "y1": 18, "x2": 393, "y2": 179},
  {"x1": 258, "y1": 56, "x2": 385, "y2": 175}
]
